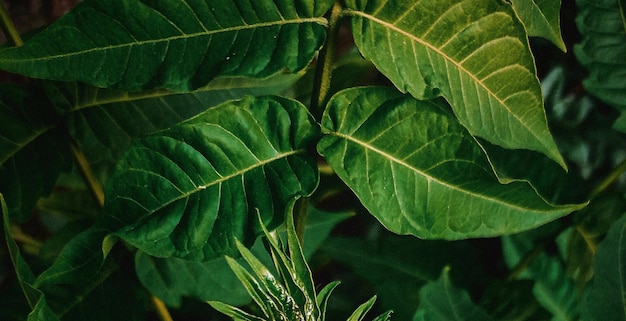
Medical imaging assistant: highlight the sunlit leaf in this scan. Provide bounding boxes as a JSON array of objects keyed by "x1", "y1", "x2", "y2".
[
  {"x1": 102, "y1": 96, "x2": 319, "y2": 260},
  {"x1": 509, "y1": 0, "x2": 566, "y2": 51},
  {"x1": 0, "y1": 0, "x2": 332, "y2": 91},
  {"x1": 344, "y1": 0, "x2": 565, "y2": 167},
  {"x1": 318, "y1": 87, "x2": 583, "y2": 239},
  {"x1": 575, "y1": 0, "x2": 626, "y2": 112}
]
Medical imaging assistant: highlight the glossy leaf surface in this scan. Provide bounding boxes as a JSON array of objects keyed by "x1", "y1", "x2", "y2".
[
  {"x1": 575, "y1": 0, "x2": 626, "y2": 112},
  {"x1": 0, "y1": 0, "x2": 331, "y2": 91},
  {"x1": 509, "y1": 0, "x2": 566, "y2": 51},
  {"x1": 102, "y1": 96, "x2": 319, "y2": 260},
  {"x1": 345, "y1": 0, "x2": 564, "y2": 167},
  {"x1": 318, "y1": 87, "x2": 582, "y2": 239}
]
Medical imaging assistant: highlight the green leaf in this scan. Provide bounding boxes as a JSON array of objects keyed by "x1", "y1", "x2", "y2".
[
  {"x1": 581, "y1": 213, "x2": 626, "y2": 321},
  {"x1": 321, "y1": 234, "x2": 483, "y2": 320},
  {"x1": 346, "y1": 296, "x2": 378, "y2": 321},
  {"x1": 34, "y1": 227, "x2": 109, "y2": 287},
  {"x1": 502, "y1": 233, "x2": 579, "y2": 320},
  {"x1": 413, "y1": 267, "x2": 494, "y2": 321},
  {"x1": 575, "y1": 0, "x2": 626, "y2": 111},
  {"x1": 318, "y1": 87, "x2": 583, "y2": 239},
  {"x1": 344, "y1": 0, "x2": 565, "y2": 167},
  {"x1": 0, "y1": 0, "x2": 331, "y2": 91},
  {"x1": 46, "y1": 73, "x2": 303, "y2": 181},
  {"x1": 135, "y1": 252, "x2": 250, "y2": 307},
  {"x1": 0, "y1": 84, "x2": 70, "y2": 221},
  {"x1": 102, "y1": 95, "x2": 319, "y2": 260},
  {"x1": 2, "y1": 194, "x2": 61, "y2": 321},
  {"x1": 509, "y1": 0, "x2": 566, "y2": 51}
]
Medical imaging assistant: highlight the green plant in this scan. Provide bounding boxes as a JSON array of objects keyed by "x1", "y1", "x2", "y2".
[{"x1": 0, "y1": 0, "x2": 624, "y2": 320}]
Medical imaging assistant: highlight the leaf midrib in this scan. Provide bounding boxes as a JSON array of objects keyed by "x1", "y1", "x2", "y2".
[
  {"x1": 329, "y1": 131, "x2": 550, "y2": 212},
  {"x1": 343, "y1": 9, "x2": 550, "y2": 150},
  {"x1": 117, "y1": 148, "x2": 306, "y2": 220},
  {"x1": 0, "y1": 18, "x2": 327, "y2": 63}
]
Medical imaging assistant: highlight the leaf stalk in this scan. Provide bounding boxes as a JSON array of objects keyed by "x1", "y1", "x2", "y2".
[
  {"x1": 0, "y1": 1, "x2": 22, "y2": 46},
  {"x1": 589, "y1": 156, "x2": 626, "y2": 199},
  {"x1": 310, "y1": 1, "x2": 343, "y2": 119}
]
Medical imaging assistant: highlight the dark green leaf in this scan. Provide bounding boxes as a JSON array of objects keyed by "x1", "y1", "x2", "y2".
[
  {"x1": 46, "y1": 73, "x2": 303, "y2": 181},
  {"x1": 344, "y1": 0, "x2": 565, "y2": 167},
  {"x1": 0, "y1": 85, "x2": 70, "y2": 221},
  {"x1": 413, "y1": 267, "x2": 494, "y2": 321},
  {"x1": 502, "y1": 234, "x2": 579, "y2": 320},
  {"x1": 346, "y1": 296, "x2": 378, "y2": 321},
  {"x1": 0, "y1": 0, "x2": 331, "y2": 91},
  {"x1": 2, "y1": 194, "x2": 61, "y2": 321},
  {"x1": 581, "y1": 213, "x2": 626, "y2": 321},
  {"x1": 318, "y1": 87, "x2": 583, "y2": 239},
  {"x1": 575, "y1": 0, "x2": 626, "y2": 111},
  {"x1": 509, "y1": 0, "x2": 566, "y2": 51},
  {"x1": 102, "y1": 95, "x2": 319, "y2": 260}
]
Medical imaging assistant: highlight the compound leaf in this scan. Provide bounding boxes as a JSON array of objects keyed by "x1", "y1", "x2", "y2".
[
  {"x1": 0, "y1": 0, "x2": 331, "y2": 91},
  {"x1": 102, "y1": 96, "x2": 319, "y2": 260},
  {"x1": 575, "y1": 0, "x2": 626, "y2": 112},
  {"x1": 318, "y1": 87, "x2": 583, "y2": 239},
  {"x1": 345, "y1": 0, "x2": 565, "y2": 167}
]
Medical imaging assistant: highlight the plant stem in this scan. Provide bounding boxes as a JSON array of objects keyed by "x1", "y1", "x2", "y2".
[
  {"x1": 507, "y1": 241, "x2": 547, "y2": 281},
  {"x1": 589, "y1": 157, "x2": 626, "y2": 199},
  {"x1": 70, "y1": 141, "x2": 105, "y2": 207},
  {"x1": 0, "y1": 1, "x2": 23, "y2": 46},
  {"x1": 310, "y1": 1, "x2": 343, "y2": 119},
  {"x1": 152, "y1": 296, "x2": 174, "y2": 321}
]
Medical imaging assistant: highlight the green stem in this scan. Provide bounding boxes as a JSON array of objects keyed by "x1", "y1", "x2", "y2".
[
  {"x1": 589, "y1": 157, "x2": 626, "y2": 199},
  {"x1": 310, "y1": 1, "x2": 343, "y2": 119},
  {"x1": 70, "y1": 140, "x2": 105, "y2": 207},
  {"x1": 507, "y1": 241, "x2": 547, "y2": 281},
  {"x1": 0, "y1": 1, "x2": 23, "y2": 46}
]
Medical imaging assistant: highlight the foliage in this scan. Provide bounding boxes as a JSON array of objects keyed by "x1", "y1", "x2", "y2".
[{"x1": 0, "y1": 0, "x2": 624, "y2": 320}]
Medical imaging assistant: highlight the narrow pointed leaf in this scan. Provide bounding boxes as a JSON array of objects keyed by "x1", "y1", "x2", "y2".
[
  {"x1": 207, "y1": 301, "x2": 265, "y2": 321},
  {"x1": 225, "y1": 256, "x2": 276, "y2": 319},
  {"x1": 102, "y1": 96, "x2": 319, "y2": 260},
  {"x1": 317, "y1": 281, "x2": 340, "y2": 321},
  {"x1": 575, "y1": 0, "x2": 626, "y2": 111},
  {"x1": 0, "y1": 0, "x2": 331, "y2": 91},
  {"x1": 318, "y1": 87, "x2": 583, "y2": 239},
  {"x1": 509, "y1": 0, "x2": 566, "y2": 51},
  {"x1": 346, "y1": 296, "x2": 377, "y2": 321},
  {"x1": 345, "y1": 0, "x2": 565, "y2": 167}
]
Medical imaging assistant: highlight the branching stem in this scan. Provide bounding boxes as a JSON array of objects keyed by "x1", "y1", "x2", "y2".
[
  {"x1": 310, "y1": 1, "x2": 343, "y2": 119},
  {"x1": 0, "y1": 1, "x2": 23, "y2": 46}
]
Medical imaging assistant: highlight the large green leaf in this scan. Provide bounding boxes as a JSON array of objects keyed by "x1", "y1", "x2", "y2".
[
  {"x1": 46, "y1": 73, "x2": 303, "y2": 181},
  {"x1": 102, "y1": 95, "x2": 319, "y2": 260},
  {"x1": 318, "y1": 87, "x2": 583, "y2": 239},
  {"x1": 0, "y1": 85, "x2": 70, "y2": 221},
  {"x1": 509, "y1": 0, "x2": 566, "y2": 51},
  {"x1": 575, "y1": 0, "x2": 626, "y2": 112},
  {"x1": 581, "y1": 213, "x2": 626, "y2": 321},
  {"x1": 413, "y1": 267, "x2": 494, "y2": 321},
  {"x1": 344, "y1": 0, "x2": 565, "y2": 167},
  {"x1": 0, "y1": 0, "x2": 332, "y2": 91}
]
